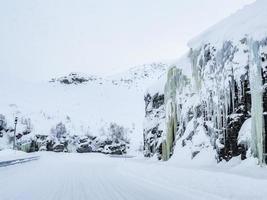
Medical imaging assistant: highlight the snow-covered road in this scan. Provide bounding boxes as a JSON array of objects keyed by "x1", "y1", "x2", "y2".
[{"x1": 0, "y1": 153, "x2": 266, "y2": 200}]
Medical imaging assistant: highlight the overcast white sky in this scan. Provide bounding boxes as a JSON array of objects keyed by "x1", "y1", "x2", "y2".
[{"x1": 0, "y1": 0, "x2": 255, "y2": 80}]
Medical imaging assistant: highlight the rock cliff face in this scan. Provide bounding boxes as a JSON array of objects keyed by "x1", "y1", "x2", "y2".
[
  {"x1": 143, "y1": 92, "x2": 165, "y2": 159},
  {"x1": 143, "y1": 0, "x2": 267, "y2": 164},
  {"x1": 144, "y1": 38, "x2": 267, "y2": 164}
]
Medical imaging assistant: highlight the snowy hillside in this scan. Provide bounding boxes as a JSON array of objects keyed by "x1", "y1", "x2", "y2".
[
  {"x1": 188, "y1": 0, "x2": 267, "y2": 49},
  {"x1": 144, "y1": 0, "x2": 267, "y2": 165},
  {"x1": 51, "y1": 63, "x2": 167, "y2": 89},
  {"x1": 0, "y1": 63, "x2": 168, "y2": 153}
]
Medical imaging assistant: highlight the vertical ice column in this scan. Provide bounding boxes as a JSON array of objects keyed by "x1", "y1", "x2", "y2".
[
  {"x1": 249, "y1": 39, "x2": 265, "y2": 165},
  {"x1": 162, "y1": 67, "x2": 178, "y2": 161},
  {"x1": 189, "y1": 48, "x2": 202, "y2": 92}
]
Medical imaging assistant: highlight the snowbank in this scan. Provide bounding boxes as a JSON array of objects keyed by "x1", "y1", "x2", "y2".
[{"x1": 0, "y1": 149, "x2": 29, "y2": 162}]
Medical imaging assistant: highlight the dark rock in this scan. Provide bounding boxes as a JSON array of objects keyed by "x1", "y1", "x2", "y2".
[
  {"x1": 103, "y1": 143, "x2": 127, "y2": 155},
  {"x1": 23, "y1": 130, "x2": 31, "y2": 135},
  {"x1": 152, "y1": 93, "x2": 164, "y2": 109},
  {"x1": 192, "y1": 151, "x2": 200, "y2": 159},
  {"x1": 79, "y1": 137, "x2": 88, "y2": 144},
  {"x1": 53, "y1": 143, "x2": 65, "y2": 152},
  {"x1": 16, "y1": 133, "x2": 23, "y2": 140},
  {"x1": 60, "y1": 78, "x2": 71, "y2": 84},
  {"x1": 0, "y1": 114, "x2": 7, "y2": 132},
  {"x1": 76, "y1": 143, "x2": 92, "y2": 153},
  {"x1": 46, "y1": 140, "x2": 55, "y2": 151}
]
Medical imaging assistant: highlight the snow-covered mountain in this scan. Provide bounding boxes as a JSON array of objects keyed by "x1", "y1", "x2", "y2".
[
  {"x1": 0, "y1": 63, "x2": 168, "y2": 153},
  {"x1": 143, "y1": 0, "x2": 267, "y2": 165},
  {"x1": 50, "y1": 62, "x2": 167, "y2": 89}
]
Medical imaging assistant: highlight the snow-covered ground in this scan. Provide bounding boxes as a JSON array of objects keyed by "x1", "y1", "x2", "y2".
[
  {"x1": 0, "y1": 149, "x2": 32, "y2": 162},
  {"x1": 0, "y1": 152, "x2": 266, "y2": 200}
]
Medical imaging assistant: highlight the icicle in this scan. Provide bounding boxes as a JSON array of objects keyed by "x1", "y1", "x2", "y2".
[
  {"x1": 231, "y1": 67, "x2": 235, "y2": 113},
  {"x1": 162, "y1": 67, "x2": 178, "y2": 161},
  {"x1": 249, "y1": 39, "x2": 265, "y2": 165},
  {"x1": 189, "y1": 48, "x2": 202, "y2": 92}
]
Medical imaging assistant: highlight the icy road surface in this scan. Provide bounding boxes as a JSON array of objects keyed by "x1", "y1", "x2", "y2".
[{"x1": 0, "y1": 153, "x2": 266, "y2": 200}]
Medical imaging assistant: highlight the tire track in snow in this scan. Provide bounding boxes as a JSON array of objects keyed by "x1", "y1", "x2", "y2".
[
  {"x1": 116, "y1": 161, "x2": 228, "y2": 200},
  {"x1": 0, "y1": 153, "x2": 256, "y2": 200}
]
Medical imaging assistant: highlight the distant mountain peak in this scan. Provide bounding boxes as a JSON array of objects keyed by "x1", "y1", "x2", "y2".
[{"x1": 50, "y1": 62, "x2": 169, "y2": 88}]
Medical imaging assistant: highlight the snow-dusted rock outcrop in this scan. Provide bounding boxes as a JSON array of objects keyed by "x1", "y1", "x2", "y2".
[
  {"x1": 144, "y1": 0, "x2": 267, "y2": 164},
  {"x1": 0, "y1": 116, "x2": 130, "y2": 155},
  {"x1": 143, "y1": 89, "x2": 165, "y2": 158},
  {"x1": 50, "y1": 73, "x2": 101, "y2": 85}
]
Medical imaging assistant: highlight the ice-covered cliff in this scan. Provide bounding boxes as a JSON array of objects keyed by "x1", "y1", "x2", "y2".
[{"x1": 143, "y1": 0, "x2": 267, "y2": 165}]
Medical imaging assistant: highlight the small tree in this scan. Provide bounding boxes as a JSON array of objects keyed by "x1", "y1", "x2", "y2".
[
  {"x1": 21, "y1": 117, "x2": 33, "y2": 133},
  {"x1": 51, "y1": 122, "x2": 66, "y2": 139},
  {"x1": 108, "y1": 123, "x2": 128, "y2": 143}
]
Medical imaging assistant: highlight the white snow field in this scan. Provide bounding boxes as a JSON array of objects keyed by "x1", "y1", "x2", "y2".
[{"x1": 0, "y1": 152, "x2": 266, "y2": 200}]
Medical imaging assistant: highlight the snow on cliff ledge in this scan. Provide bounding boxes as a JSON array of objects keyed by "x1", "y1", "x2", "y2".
[{"x1": 188, "y1": 0, "x2": 267, "y2": 49}]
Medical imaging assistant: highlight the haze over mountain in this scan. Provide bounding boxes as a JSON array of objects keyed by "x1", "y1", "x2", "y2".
[{"x1": 0, "y1": 0, "x2": 254, "y2": 81}]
